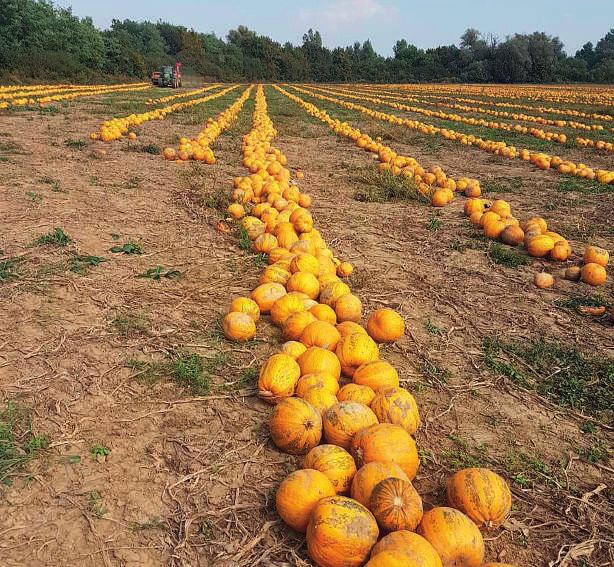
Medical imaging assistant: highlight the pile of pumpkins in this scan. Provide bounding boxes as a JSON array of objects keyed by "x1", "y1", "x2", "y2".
[
  {"x1": 464, "y1": 197, "x2": 609, "y2": 289},
  {"x1": 221, "y1": 85, "x2": 517, "y2": 566}
]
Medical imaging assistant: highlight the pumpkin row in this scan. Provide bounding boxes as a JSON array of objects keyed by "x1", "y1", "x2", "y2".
[{"x1": 145, "y1": 84, "x2": 221, "y2": 105}]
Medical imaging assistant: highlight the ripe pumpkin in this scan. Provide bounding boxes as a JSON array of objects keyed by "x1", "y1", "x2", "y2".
[
  {"x1": 367, "y1": 309, "x2": 405, "y2": 343},
  {"x1": 464, "y1": 199, "x2": 484, "y2": 217},
  {"x1": 260, "y1": 264, "x2": 291, "y2": 285},
  {"x1": 353, "y1": 360, "x2": 400, "y2": 390},
  {"x1": 490, "y1": 199, "x2": 511, "y2": 218},
  {"x1": 323, "y1": 401, "x2": 379, "y2": 449},
  {"x1": 269, "y1": 397, "x2": 322, "y2": 455},
  {"x1": 369, "y1": 477, "x2": 423, "y2": 532},
  {"x1": 336, "y1": 333, "x2": 380, "y2": 377},
  {"x1": 300, "y1": 320, "x2": 341, "y2": 351},
  {"x1": 479, "y1": 211, "x2": 500, "y2": 227},
  {"x1": 303, "y1": 386, "x2": 339, "y2": 415},
  {"x1": 500, "y1": 226, "x2": 524, "y2": 247},
  {"x1": 337, "y1": 383, "x2": 376, "y2": 406},
  {"x1": 370, "y1": 387, "x2": 420, "y2": 435},
  {"x1": 307, "y1": 496, "x2": 379, "y2": 567},
  {"x1": 320, "y1": 281, "x2": 352, "y2": 307},
  {"x1": 229, "y1": 297, "x2": 260, "y2": 321},
  {"x1": 335, "y1": 293, "x2": 363, "y2": 323},
  {"x1": 550, "y1": 240, "x2": 571, "y2": 261},
  {"x1": 287, "y1": 271, "x2": 320, "y2": 299},
  {"x1": 258, "y1": 353, "x2": 300, "y2": 404},
  {"x1": 534, "y1": 272, "x2": 554, "y2": 289},
  {"x1": 483, "y1": 219, "x2": 506, "y2": 240},
  {"x1": 304, "y1": 444, "x2": 358, "y2": 494},
  {"x1": 417, "y1": 507, "x2": 485, "y2": 567},
  {"x1": 298, "y1": 346, "x2": 342, "y2": 379},
  {"x1": 337, "y1": 321, "x2": 368, "y2": 337},
  {"x1": 583, "y1": 245, "x2": 609, "y2": 266},
  {"x1": 564, "y1": 266, "x2": 582, "y2": 281},
  {"x1": 222, "y1": 312, "x2": 256, "y2": 342},
  {"x1": 526, "y1": 235, "x2": 555, "y2": 258},
  {"x1": 296, "y1": 373, "x2": 340, "y2": 397},
  {"x1": 337, "y1": 261, "x2": 354, "y2": 277},
  {"x1": 351, "y1": 423, "x2": 419, "y2": 480},
  {"x1": 251, "y1": 282, "x2": 287, "y2": 313},
  {"x1": 253, "y1": 233, "x2": 278, "y2": 254},
  {"x1": 283, "y1": 311, "x2": 317, "y2": 341},
  {"x1": 370, "y1": 530, "x2": 442, "y2": 566},
  {"x1": 523, "y1": 216, "x2": 547, "y2": 233},
  {"x1": 351, "y1": 461, "x2": 409, "y2": 506},
  {"x1": 310, "y1": 303, "x2": 338, "y2": 324},
  {"x1": 446, "y1": 468, "x2": 512, "y2": 529},
  {"x1": 276, "y1": 469, "x2": 335, "y2": 532},
  {"x1": 290, "y1": 253, "x2": 320, "y2": 275},
  {"x1": 271, "y1": 293, "x2": 306, "y2": 326},
  {"x1": 581, "y1": 262, "x2": 607, "y2": 286}
]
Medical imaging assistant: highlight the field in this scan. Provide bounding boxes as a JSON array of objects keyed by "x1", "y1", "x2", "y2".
[{"x1": 0, "y1": 81, "x2": 612, "y2": 567}]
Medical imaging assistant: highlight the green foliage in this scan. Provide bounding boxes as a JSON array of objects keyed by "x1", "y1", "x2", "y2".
[
  {"x1": 137, "y1": 266, "x2": 181, "y2": 280},
  {"x1": 64, "y1": 139, "x2": 86, "y2": 150},
  {"x1": 0, "y1": 258, "x2": 18, "y2": 282},
  {"x1": 488, "y1": 243, "x2": 529, "y2": 268},
  {"x1": 90, "y1": 444, "x2": 110, "y2": 458},
  {"x1": 354, "y1": 169, "x2": 427, "y2": 203},
  {"x1": 109, "y1": 242, "x2": 143, "y2": 255},
  {"x1": 69, "y1": 254, "x2": 106, "y2": 274},
  {"x1": 169, "y1": 352, "x2": 210, "y2": 395},
  {"x1": 36, "y1": 227, "x2": 71, "y2": 247}
]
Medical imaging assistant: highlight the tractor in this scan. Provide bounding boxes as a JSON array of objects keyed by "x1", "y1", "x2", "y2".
[{"x1": 152, "y1": 62, "x2": 182, "y2": 88}]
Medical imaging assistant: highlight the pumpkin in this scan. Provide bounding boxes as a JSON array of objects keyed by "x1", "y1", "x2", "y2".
[
  {"x1": 338, "y1": 383, "x2": 376, "y2": 406},
  {"x1": 583, "y1": 245, "x2": 609, "y2": 266},
  {"x1": 482, "y1": 564, "x2": 517, "y2": 567},
  {"x1": 523, "y1": 216, "x2": 547, "y2": 233},
  {"x1": 276, "y1": 469, "x2": 335, "y2": 532},
  {"x1": 222, "y1": 312, "x2": 256, "y2": 342},
  {"x1": 483, "y1": 219, "x2": 506, "y2": 240},
  {"x1": 304, "y1": 444, "x2": 358, "y2": 494},
  {"x1": 298, "y1": 347, "x2": 342, "y2": 379},
  {"x1": 227, "y1": 203, "x2": 245, "y2": 219},
  {"x1": 479, "y1": 211, "x2": 500, "y2": 227},
  {"x1": 446, "y1": 468, "x2": 512, "y2": 529},
  {"x1": 253, "y1": 233, "x2": 278, "y2": 254},
  {"x1": 417, "y1": 507, "x2": 485, "y2": 567},
  {"x1": 287, "y1": 271, "x2": 320, "y2": 299},
  {"x1": 336, "y1": 333, "x2": 380, "y2": 377},
  {"x1": 307, "y1": 496, "x2": 379, "y2": 567},
  {"x1": 283, "y1": 311, "x2": 317, "y2": 341},
  {"x1": 260, "y1": 264, "x2": 291, "y2": 285},
  {"x1": 296, "y1": 373, "x2": 340, "y2": 397},
  {"x1": 320, "y1": 281, "x2": 352, "y2": 307},
  {"x1": 526, "y1": 235, "x2": 555, "y2": 258},
  {"x1": 367, "y1": 309, "x2": 405, "y2": 343},
  {"x1": 369, "y1": 477, "x2": 423, "y2": 532},
  {"x1": 281, "y1": 340, "x2": 307, "y2": 359},
  {"x1": 277, "y1": 227, "x2": 299, "y2": 250},
  {"x1": 300, "y1": 320, "x2": 342, "y2": 351},
  {"x1": 489, "y1": 199, "x2": 511, "y2": 218},
  {"x1": 464, "y1": 199, "x2": 484, "y2": 217},
  {"x1": 335, "y1": 293, "x2": 363, "y2": 323},
  {"x1": 323, "y1": 401, "x2": 379, "y2": 449},
  {"x1": 269, "y1": 397, "x2": 322, "y2": 455},
  {"x1": 258, "y1": 353, "x2": 300, "y2": 404},
  {"x1": 290, "y1": 252, "x2": 320, "y2": 275},
  {"x1": 271, "y1": 293, "x2": 306, "y2": 326},
  {"x1": 251, "y1": 282, "x2": 287, "y2": 313},
  {"x1": 353, "y1": 360, "x2": 400, "y2": 390},
  {"x1": 534, "y1": 272, "x2": 554, "y2": 289},
  {"x1": 564, "y1": 266, "x2": 581, "y2": 281},
  {"x1": 550, "y1": 240, "x2": 571, "y2": 261},
  {"x1": 469, "y1": 211, "x2": 483, "y2": 226},
  {"x1": 365, "y1": 550, "x2": 429, "y2": 566},
  {"x1": 229, "y1": 297, "x2": 260, "y2": 321},
  {"x1": 351, "y1": 423, "x2": 419, "y2": 480},
  {"x1": 370, "y1": 387, "x2": 421, "y2": 435},
  {"x1": 371, "y1": 531, "x2": 442, "y2": 566},
  {"x1": 351, "y1": 461, "x2": 409, "y2": 506},
  {"x1": 268, "y1": 247, "x2": 291, "y2": 264},
  {"x1": 581, "y1": 263, "x2": 607, "y2": 286},
  {"x1": 337, "y1": 321, "x2": 368, "y2": 337},
  {"x1": 303, "y1": 386, "x2": 339, "y2": 415},
  {"x1": 310, "y1": 303, "x2": 338, "y2": 324},
  {"x1": 337, "y1": 261, "x2": 354, "y2": 277}
]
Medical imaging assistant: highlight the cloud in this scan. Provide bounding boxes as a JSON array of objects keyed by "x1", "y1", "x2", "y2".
[{"x1": 299, "y1": 0, "x2": 392, "y2": 30}]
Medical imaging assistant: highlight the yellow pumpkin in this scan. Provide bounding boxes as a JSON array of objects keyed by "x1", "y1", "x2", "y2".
[
  {"x1": 353, "y1": 360, "x2": 400, "y2": 390},
  {"x1": 337, "y1": 383, "x2": 376, "y2": 406},
  {"x1": 583, "y1": 245, "x2": 609, "y2": 267},
  {"x1": 370, "y1": 531, "x2": 442, "y2": 566},
  {"x1": 336, "y1": 321, "x2": 368, "y2": 338},
  {"x1": 303, "y1": 386, "x2": 339, "y2": 415},
  {"x1": 252, "y1": 233, "x2": 278, "y2": 254},
  {"x1": 300, "y1": 320, "x2": 342, "y2": 351},
  {"x1": 370, "y1": 387, "x2": 420, "y2": 435},
  {"x1": 581, "y1": 262, "x2": 607, "y2": 286},
  {"x1": 310, "y1": 303, "x2": 338, "y2": 325},
  {"x1": 335, "y1": 293, "x2": 363, "y2": 323},
  {"x1": 320, "y1": 281, "x2": 352, "y2": 308},
  {"x1": 259, "y1": 264, "x2": 291, "y2": 285},
  {"x1": 229, "y1": 296, "x2": 260, "y2": 321},
  {"x1": 366, "y1": 308, "x2": 405, "y2": 343},
  {"x1": 251, "y1": 282, "x2": 287, "y2": 313},
  {"x1": 351, "y1": 461, "x2": 409, "y2": 506},
  {"x1": 304, "y1": 444, "x2": 357, "y2": 494},
  {"x1": 281, "y1": 340, "x2": 307, "y2": 359},
  {"x1": 258, "y1": 353, "x2": 300, "y2": 404},
  {"x1": 336, "y1": 333, "x2": 380, "y2": 378},
  {"x1": 296, "y1": 373, "x2": 340, "y2": 397},
  {"x1": 290, "y1": 252, "x2": 319, "y2": 275},
  {"x1": 271, "y1": 293, "x2": 306, "y2": 326},
  {"x1": 526, "y1": 235, "x2": 555, "y2": 258},
  {"x1": 222, "y1": 312, "x2": 256, "y2": 342},
  {"x1": 323, "y1": 401, "x2": 379, "y2": 449},
  {"x1": 283, "y1": 311, "x2": 317, "y2": 341},
  {"x1": 298, "y1": 347, "x2": 342, "y2": 379},
  {"x1": 286, "y1": 271, "x2": 320, "y2": 299}
]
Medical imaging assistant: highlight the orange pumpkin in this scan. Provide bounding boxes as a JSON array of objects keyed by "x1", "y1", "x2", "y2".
[
  {"x1": 337, "y1": 383, "x2": 376, "y2": 406},
  {"x1": 367, "y1": 308, "x2": 405, "y2": 343},
  {"x1": 290, "y1": 253, "x2": 320, "y2": 275},
  {"x1": 583, "y1": 245, "x2": 609, "y2": 267},
  {"x1": 370, "y1": 530, "x2": 442, "y2": 566},
  {"x1": 303, "y1": 386, "x2": 339, "y2": 415},
  {"x1": 335, "y1": 293, "x2": 363, "y2": 323},
  {"x1": 260, "y1": 264, "x2": 291, "y2": 285},
  {"x1": 252, "y1": 233, "x2": 278, "y2": 254},
  {"x1": 526, "y1": 235, "x2": 555, "y2": 258},
  {"x1": 369, "y1": 477, "x2": 423, "y2": 532},
  {"x1": 271, "y1": 293, "x2": 306, "y2": 326},
  {"x1": 370, "y1": 387, "x2": 420, "y2": 435},
  {"x1": 351, "y1": 423, "x2": 419, "y2": 480},
  {"x1": 353, "y1": 360, "x2": 400, "y2": 390},
  {"x1": 307, "y1": 496, "x2": 379, "y2": 567},
  {"x1": 281, "y1": 340, "x2": 307, "y2": 359},
  {"x1": 269, "y1": 397, "x2": 322, "y2": 454},
  {"x1": 276, "y1": 469, "x2": 335, "y2": 532},
  {"x1": 534, "y1": 272, "x2": 554, "y2": 289},
  {"x1": 310, "y1": 303, "x2": 338, "y2": 324},
  {"x1": 464, "y1": 199, "x2": 484, "y2": 217},
  {"x1": 287, "y1": 271, "x2": 320, "y2": 299},
  {"x1": 298, "y1": 347, "x2": 342, "y2": 379},
  {"x1": 489, "y1": 199, "x2": 511, "y2": 218},
  {"x1": 417, "y1": 507, "x2": 485, "y2": 567},
  {"x1": 336, "y1": 333, "x2": 380, "y2": 377},
  {"x1": 581, "y1": 262, "x2": 607, "y2": 286},
  {"x1": 300, "y1": 320, "x2": 341, "y2": 351},
  {"x1": 550, "y1": 240, "x2": 571, "y2": 261},
  {"x1": 296, "y1": 373, "x2": 340, "y2": 397},
  {"x1": 323, "y1": 401, "x2": 379, "y2": 449},
  {"x1": 337, "y1": 261, "x2": 354, "y2": 277},
  {"x1": 337, "y1": 321, "x2": 368, "y2": 337},
  {"x1": 222, "y1": 312, "x2": 256, "y2": 342},
  {"x1": 351, "y1": 461, "x2": 409, "y2": 506},
  {"x1": 258, "y1": 353, "x2": 300, "y2": 404},
  {"x1": 320, "y1": 281, "x2": 352, "y2": 307},
  {"x1": 229, "y1": 297, "x2": 260, "y2": 321},
  {"x1": 283, "y1": 311, "x2": 317, "y2": 341},
  {"x1": 446, "y1": 468, "x2": 512, "y2": 529},
  {"x1": 251, "y1": 282, "x2": 287, "y2": 313},
  {"x1": 304, "y1": 444, "x2": 358, "y2": 494}
]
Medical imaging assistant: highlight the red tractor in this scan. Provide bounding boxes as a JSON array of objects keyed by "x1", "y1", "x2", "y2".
[{"x1": 152, "y1": 62, "x2": 182, "y2": 88}]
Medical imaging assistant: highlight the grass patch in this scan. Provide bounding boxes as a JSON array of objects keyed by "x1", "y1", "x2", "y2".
[
  {"x1": 36, "y1": 227, "x2": 71, "y2": 247},
  {"x1": 425, "y1": 318, "x2": 444, "y2": 336},
  {"x1": 488, "y1": 243, "x2": 528, "y2": 268},
  {"x1": 557, "y1": 177, "x2": 612, "y2": 195},
  {"x1": 419, "y1": 358, "x2": 452, "y2": 385},
  {"x1": 426, "y1": 214, "x2": 442, "y2": 231},
  {"x1": 109, "y1": 242, "x2": 143, "y2": 255},
  {"x1": 64, "y1": 138, "x2": 86, "y2": 150},
  {"x1": 111, "y1": 311, "x2": 149, "y2": 336},
  {"x1": 554, "y1": 294, "x2": 611, "y2": 313},
  {"x1": 237, "y1": 226, "x2": 251, "y2": 250},
  {"x1": 442, "y1": 435, "x2": 489, "y2": 471},
  {"x1": 503, "y1": 450, "x2": 562, "y2": 488},
  {"x1": 0, "y1": 258, "x2": 19, "y2": 282},
  {"x1": 254, "y1": 253, "x2": 268, "y2": 268},
  {"x1": 69, "y1": 254, "x2": 106, "y2": 275},
  {"x1": 483, "y1": 336, "x2": 613, "y2": 419},
  {"x1": 124, "y1": 176, "x2": 141, "y2": 189},
  {"x1": 90, "y1": 443, "x2": 110, "y2": 459},
  {"x1": 40, "y1": 176, "x2": 64, "y2": 192},
  {"x1": 137, "y1": 266, "x2": 181, "y2": 281},
  {"x1": 482, "y1": 177, "x2": 524, "y2": 194},
  {"x1": 88, "y1": 490, "x2": 107, "y2": 518},
  {"x1": 353, "y1": 169, "x2": 427, "y2": 203},
  {"x1": 26, "y1": 191, "x2": 43, "y2": 204}
]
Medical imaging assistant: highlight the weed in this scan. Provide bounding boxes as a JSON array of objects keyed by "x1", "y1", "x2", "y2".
[
  {"x1": 482, "y1": 177, "x2": 524, "y2": 194},
  {"x1": 137, "y1": 266, "x2": 181, "y2": 281},
  {"x1": 488, "y1": 243, "x2": 528, "y2": 268},
  {"x1": 88, "y1": 490, "x2": 107, "y2": 518},
  {"x1": 557, "y1": 177, "x2": 612, "y2": 195},
  {"x1": 109, "y1": 242, "x2": 143, "y2": 255},
  {"x1": 254, "y1": 253, "x2": 268, "y2": 268},
  {"x1": 169, "y1": 352, "x2": 210, "y2": 395},
  {"x1": 131, "y1": 517, "x2": 165, "y2": 531},
  {"x1": 64, "y1": 138, "x2": 86, "y2": 150},
  {"x1": 425, "y1": 319, "x2": 443, "y2": 336},
  {"x1": 353, "y1": 169, "x2": 427, "y2": 203},
  {"x1": 581, "y1": 421, "x2": 597, "y2": 434},
  {"x1": 578, "y1": 441, "x2": 609, "y2": 464},
  {"x1": 426, "y1": 214, "x2": 442, "y2": 231},
  {"x1": 237, "y1": 226, "x2": 251, "y2": 250},
  {"x1": 69, "y1": 254, "x2": 106, "y2": 275},
  {"x1": 419, "y1": 358, "x2": 452, "y2": 385},
  {"x1": 26, "y1": 191, "x2": 43, "y2": 204},
  {"x1": 110, "y1": 233, "x2": 120, "y2": 240},
  {"x1": 111, "y1": 311, "x2": 149, "y2": 335},
  {"x1": 140, "y1": 144, "x2": 160, "y2": 155},
  {"x1": 36, "y1": 227, "x2": 71, "y2": 247},
  {"x1": 554, "y1": 295, "x2": 611, "y2": 313},
  {"x1": 0, "y1": 259, "x2": 18, "y2": 282},
  {"x1": 442, "y1": 435, "x2": 489, "y2": 471},
  {"x1": 40, "y1": 176, "x2": 63, "y2": 192},
  {"x1": 90, "y1": 444, "x2": 110, "y2": 459},
  {"x1": 124, "y1": 176, "x2": 141, "y2": 189},
  {"x1": 202, "y1": 188, "x2": 228, "y2": 210}
]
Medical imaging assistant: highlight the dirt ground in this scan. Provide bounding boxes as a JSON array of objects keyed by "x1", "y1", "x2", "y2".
[{"x1": 0, "y1": 84, "x2": 612, "y2": 567}]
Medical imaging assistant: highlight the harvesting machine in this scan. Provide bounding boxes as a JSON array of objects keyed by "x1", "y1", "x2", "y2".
[{"x1": 151, "y1": 62, "x2": 182, "y2": 88}]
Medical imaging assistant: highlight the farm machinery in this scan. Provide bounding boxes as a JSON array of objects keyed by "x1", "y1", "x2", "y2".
[{"x1": 151, "y1": 62, "x2": 182, "y2": 88}]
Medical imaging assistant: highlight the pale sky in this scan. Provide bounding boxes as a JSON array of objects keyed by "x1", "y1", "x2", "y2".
[{"x1": 56, "y1": 0, "x2": 614, "y2": 56}]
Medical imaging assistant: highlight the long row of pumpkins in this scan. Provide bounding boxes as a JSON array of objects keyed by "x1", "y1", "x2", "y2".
[{"x1": 221, "y1": 86, "x2": 517, "y2": 566}]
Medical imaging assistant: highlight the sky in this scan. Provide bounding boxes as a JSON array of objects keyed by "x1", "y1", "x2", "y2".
[{"x1": 55, "y1": 0, "x2": 614, "y2": 56}]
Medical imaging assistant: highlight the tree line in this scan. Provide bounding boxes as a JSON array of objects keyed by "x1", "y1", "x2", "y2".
[{"x1": 1, "y1": 0, "x2": 613, "y2": 83}]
